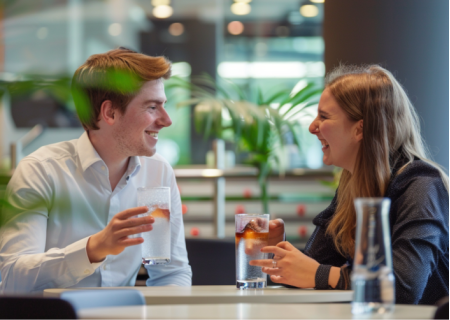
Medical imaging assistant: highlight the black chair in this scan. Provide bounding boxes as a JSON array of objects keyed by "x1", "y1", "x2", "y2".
[
  {"x1": 0, "y1": 296, "x2": 77, "y2": 319},
  {"x1": 434, "y1": 296, "x2": 449, "y2": 319},
  {"x1": 185, "y1": 238, "x2": 235, "y2": 285}
]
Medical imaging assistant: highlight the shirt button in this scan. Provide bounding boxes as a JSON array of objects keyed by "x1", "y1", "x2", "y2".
[
  {"x1": 101, "y1": 166, "x2": 106, "y2": 171},
  {"x1": 84, "y1": 269, "x2": 90, "y2": 274},
  {"x1": 103, "y1": 264, "x2": 107, "y2": 270},
  {"x1": 126, "y1": 176, "x2": 130, "y2": 181}
]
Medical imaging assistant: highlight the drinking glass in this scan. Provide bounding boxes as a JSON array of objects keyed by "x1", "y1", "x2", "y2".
[
  {"x1": 235, "y1": 213, "x2": 269, "y2": 289},
  {"x1": 352, "y1": 198, "x2": 395, "y2": 315},
  {"x1": 137, "y1": 187, "x2": 171, "y2": 265}
]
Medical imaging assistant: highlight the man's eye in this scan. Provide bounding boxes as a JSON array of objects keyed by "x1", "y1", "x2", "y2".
[{"x1": 320, "y1": 114, "x2": 327, "y2": 120}]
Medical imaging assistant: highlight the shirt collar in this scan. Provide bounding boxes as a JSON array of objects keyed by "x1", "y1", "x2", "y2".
[
  {"x1": 127, "y1": 155, "x2": 142, "y2": 178},
  {"x1": 77, "y1": 131, "x2": 104, "y2": 172},
  {"x1": 77, "y1": 131, "x2": 142, "y2": 177}
]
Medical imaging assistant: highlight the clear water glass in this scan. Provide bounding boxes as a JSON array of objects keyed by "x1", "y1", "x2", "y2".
[
  {"x1": 235, "y1": 213, "x2": 269, "y2": 289},
  {"x1": 352, "y1": 198, "x2": 395, "y2": 315},
  {"x1": 137, "y1": 187, "x2": 171, "y2": 265}
]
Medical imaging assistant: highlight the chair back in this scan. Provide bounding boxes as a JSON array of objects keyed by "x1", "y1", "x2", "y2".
[
  {"x1": 434, "y1": 297, "x2": 449, "y2": 319},
  {"x1": 185, "y1": 238, "x2": 235, "y2": 285},
  {"x1": 0, "y1": 296, "x2": 77, "y2": 319},
  {"x1": 60, "y1": 289, "x2": 145, "y2": 311}
]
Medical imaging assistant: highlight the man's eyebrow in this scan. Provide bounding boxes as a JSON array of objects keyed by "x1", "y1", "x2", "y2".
[{"x1": 142, "y1": 99, "x2": 167, "y2": 104}]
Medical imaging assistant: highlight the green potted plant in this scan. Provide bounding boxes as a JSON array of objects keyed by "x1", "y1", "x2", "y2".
[{"x1": 166, "y1": 75, "x2": 322, "y2": 213}]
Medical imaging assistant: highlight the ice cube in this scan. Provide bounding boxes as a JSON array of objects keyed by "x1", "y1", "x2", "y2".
[
  {"x1": 241, "y1": 218, "x2": 264, "y2": 233},
  {"x1": 159, "y1": 203, "x2": 169, "y2": 210}
]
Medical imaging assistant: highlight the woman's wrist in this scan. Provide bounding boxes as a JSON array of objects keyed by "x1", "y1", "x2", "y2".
[{"x1": 328, "y1": 266, "x2": 340, "y2": 288}]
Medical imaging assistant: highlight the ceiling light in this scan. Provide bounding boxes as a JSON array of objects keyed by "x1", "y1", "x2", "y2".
[
  {"x1": 310, "y1": 0, "x2": 324, "y2": 3},
  {"x1": 151, "y1": 0, "x2": 170, "y2": 5},
  {"x1": 300, "y1": 4, "x2": 319, "y2": 17},
  {"x1": 227, "y1": 21, "x2": 244, "y2": 35},
  {"x1": 231, "y1": 3, "x2": 251, "y2": 15},
  {"x1": 169, "y1": 23, "x2": 184, "y2": 36},
  {"x1": 108, "y1": 23, "x2": 122, "y2": 36},
  {"x1": 153, "y1": 5, "x2": 173, "y2": 19},
  {"x1": 171, "y1": 62, "x2": 192, "y2": 78},
  {"x1": 234, "y1": 0, "x2": 252, "y2": 3}
]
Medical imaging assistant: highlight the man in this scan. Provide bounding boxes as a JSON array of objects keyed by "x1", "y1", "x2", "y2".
[{"x1": 0, "y1": 48, "x2": 192, "y2": 293}]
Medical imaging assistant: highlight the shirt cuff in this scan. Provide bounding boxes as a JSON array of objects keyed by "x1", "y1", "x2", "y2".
[{"x1": 64, "y1": 236, "x2": 104, "y2": 281}]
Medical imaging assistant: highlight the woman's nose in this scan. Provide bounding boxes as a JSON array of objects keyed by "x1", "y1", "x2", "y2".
[{"x1": 309, "y1": 118, "x2": 318, "y2": 134}]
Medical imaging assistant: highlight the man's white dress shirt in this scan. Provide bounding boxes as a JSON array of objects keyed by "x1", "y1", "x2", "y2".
[{"x1": 0, "y1": 132, "x2": 192, "y2": 293}]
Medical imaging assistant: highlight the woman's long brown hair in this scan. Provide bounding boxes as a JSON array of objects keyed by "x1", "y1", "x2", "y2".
[{"x1": 324, "y1": 65, "x2": 449, "y2": 258}]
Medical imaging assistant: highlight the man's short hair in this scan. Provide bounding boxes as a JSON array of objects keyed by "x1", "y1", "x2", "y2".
[{"x1": 71, "y1": 47, "x2": 171, "y2": 130}]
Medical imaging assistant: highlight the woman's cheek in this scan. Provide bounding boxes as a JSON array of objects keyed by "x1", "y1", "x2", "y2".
[{"x1": 320, "y1": 122, "x2": 333, "y2": 140}]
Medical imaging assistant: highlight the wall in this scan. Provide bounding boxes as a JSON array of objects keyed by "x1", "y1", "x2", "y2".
[{"x1": 324, "y1": 0, "x2": 449, "y2": 170}]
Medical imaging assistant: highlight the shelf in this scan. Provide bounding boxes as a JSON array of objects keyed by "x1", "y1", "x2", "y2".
[{"x1": 174, "y1": 165, "x2": 334, "y2": 179}]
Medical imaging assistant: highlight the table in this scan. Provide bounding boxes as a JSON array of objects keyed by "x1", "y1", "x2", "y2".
[
  {"x1": 44, "y1": 285, "x2": 353, "y2": 305},
  {"x1": 78, "y1": 303, "x2": 437, "y2": 319}
]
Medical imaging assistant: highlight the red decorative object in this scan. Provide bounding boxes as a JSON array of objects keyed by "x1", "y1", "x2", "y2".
[
  {"x1": 296, "y1": 204, "x2": 306, "y2": 217},
  {"x1": 298, "y1": 226, "x2": 307, "y2": 238},
  {"x1": 235, "y1": 205, "x2": 246, "y2": 214},
  {"x1": 190, "y1": 227, "x2": 200, "y2": 236},
  {"x1": 182, "y1": 204, "x2": 188, "y2": 215},
  {"x1": 243, "y1": 188, "x2": 252, "y2": 198}
]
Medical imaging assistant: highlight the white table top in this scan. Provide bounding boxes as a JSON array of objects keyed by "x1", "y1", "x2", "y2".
[
  {"x1": 44, "y1": 285, "x2": 353, "y2": 305},
  {"x1": 78, "y1": 303, "x2": 437, "y2": 319}
]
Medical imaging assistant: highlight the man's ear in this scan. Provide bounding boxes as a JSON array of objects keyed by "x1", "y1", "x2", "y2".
[
  {"x1": 355, "y1": 119, "x2": 363, "y2": 142},
  {"x1": 99, "y1": 100, "x2": 116, "y2": 126}
]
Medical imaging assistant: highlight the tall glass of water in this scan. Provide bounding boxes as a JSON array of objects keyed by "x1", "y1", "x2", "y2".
[
  {"x1": 352, "y1": 198, "x2": 395, "y2": 315},
  {"x1": 235, "y1": 213, "x2": 269, "y2": 289},
  {"x1": 137, "y1": 187, "x2": 171, "y2": 265}
]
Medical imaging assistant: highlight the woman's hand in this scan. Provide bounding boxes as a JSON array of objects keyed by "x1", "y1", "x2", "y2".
[
  {"x1": 249, "y1": 241, "x2": 320, "y2": 288},
  {"x1": 268, "y1": 219, "x2": 285, "y2": 246}
]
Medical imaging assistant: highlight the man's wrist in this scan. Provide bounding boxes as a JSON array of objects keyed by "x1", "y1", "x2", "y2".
[{"x1": 86, "y1": 234, "x2": 106, "y2": 263}]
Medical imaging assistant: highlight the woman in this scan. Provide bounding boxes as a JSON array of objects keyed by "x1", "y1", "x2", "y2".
[{"x1": 251, "y1": 65, "x2": 449, "y2": 305}]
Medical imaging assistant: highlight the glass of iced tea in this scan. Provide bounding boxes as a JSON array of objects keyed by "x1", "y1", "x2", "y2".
[
  {"x1": 137, "y1": 187, "x2": 171, "y2": 265},
  {"x1": 235, "y1": 213, "x2": 270, "y2": 289}
]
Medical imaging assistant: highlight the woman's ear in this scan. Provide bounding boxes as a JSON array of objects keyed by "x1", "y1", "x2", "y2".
[
  {"x1": 99, "y1": 100, "x2": 116, "y2": 126},
  {"x1": 355, "y1": 120, "x2": 363, "y2": 142}
]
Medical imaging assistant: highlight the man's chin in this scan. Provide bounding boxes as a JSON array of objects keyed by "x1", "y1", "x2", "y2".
[{"x1": 136, "y1": 147, "x2": 156, "y2": 157}]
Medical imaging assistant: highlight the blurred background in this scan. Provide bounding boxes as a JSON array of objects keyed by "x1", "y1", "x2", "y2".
[{"x1": 0, "y1": 0, "x2": 448, "y2": 260}]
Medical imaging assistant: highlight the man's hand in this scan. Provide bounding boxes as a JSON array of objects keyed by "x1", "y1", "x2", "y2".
[
  {"x1": 86, "y1": 206, "x2": 154, "y2": 263},
  {"x1": 268, "y1": 218, "x2": 285, "y2": 246}
]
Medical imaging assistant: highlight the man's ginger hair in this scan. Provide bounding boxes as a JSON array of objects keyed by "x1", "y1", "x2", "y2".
[{"x1": 72, "y1": 47, "x2": 171, "y2": 130}]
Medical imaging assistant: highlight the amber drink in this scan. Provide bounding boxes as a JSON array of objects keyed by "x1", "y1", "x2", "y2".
[
  {"x1": 137, "y1": 187, "x2": 171, "y2": 265},
  {"x1": 235, "y1": 213, "x2": 269, "y2": 289}
]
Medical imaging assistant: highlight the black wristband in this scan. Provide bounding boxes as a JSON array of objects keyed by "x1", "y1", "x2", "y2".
[{"x1": 314, "y1": 264, "x2": 332, "y2": 290}]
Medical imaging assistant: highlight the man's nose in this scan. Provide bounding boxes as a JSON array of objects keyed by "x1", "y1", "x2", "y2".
[{"x1": 158, "y1": 109, "x2": 172, "y2": 127}]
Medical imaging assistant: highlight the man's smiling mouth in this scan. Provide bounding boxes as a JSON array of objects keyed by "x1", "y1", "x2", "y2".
[{"x1": 145, "y1": 131, "x2": 158, "y2": 139}]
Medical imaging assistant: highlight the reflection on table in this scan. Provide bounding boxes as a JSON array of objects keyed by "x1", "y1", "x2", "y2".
[
  {"x1": 78, "y1": 303, "x2": 437, "y2": 319},
  {"x1": 44, "y1": 285, "x2": 353, "y2": 305}
]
